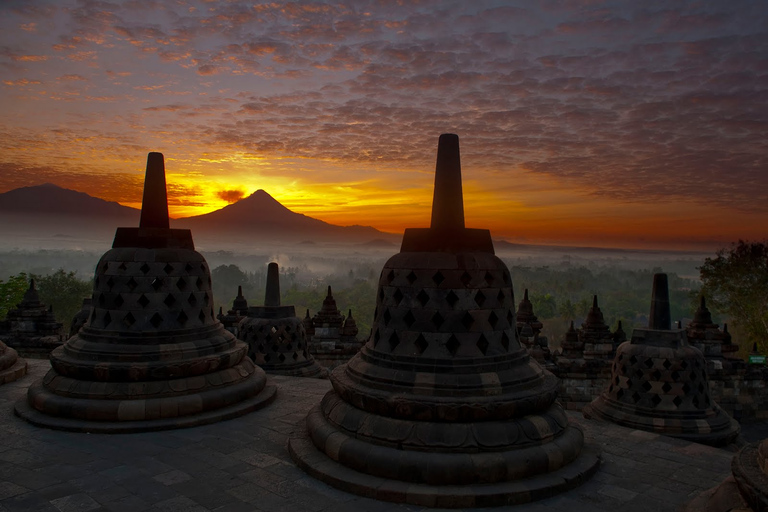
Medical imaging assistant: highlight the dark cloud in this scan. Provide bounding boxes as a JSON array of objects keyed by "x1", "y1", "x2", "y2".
[{"x1": 216, "y1": 189, "x2": 245, "y2": 203}]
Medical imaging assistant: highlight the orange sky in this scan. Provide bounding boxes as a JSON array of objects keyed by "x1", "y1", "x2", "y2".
[{"x1": 1, "y1": 1, "x2": 767, "y2": 251}]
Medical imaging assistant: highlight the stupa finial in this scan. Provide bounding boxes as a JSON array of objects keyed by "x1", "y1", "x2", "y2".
[
  {"x1": 649, "y1": 273, "x2": 671, "y2": 330},
  {"x1": 264, "y1": 262, "x2": 281, "y2": 307},
  {"x1": 430, "y1": 133, "x2": 464, "y2": 231},
  {"x1": 139, "y1": 152, "x2": 170, "y2": 229}
]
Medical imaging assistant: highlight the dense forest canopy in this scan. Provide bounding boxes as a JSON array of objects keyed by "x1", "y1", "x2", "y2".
[{"x1": 0, "y1": 246, "x2": 751, "y2": 356}]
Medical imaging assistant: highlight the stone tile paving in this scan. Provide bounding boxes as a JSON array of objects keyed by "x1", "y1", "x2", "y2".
[{"x1": 0, "y1": 360, "x2": 746, "y2": 511}]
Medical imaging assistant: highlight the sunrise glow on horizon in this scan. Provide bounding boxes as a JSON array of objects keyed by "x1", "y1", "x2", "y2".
[{"x1": 1, "y1": 1, "x2": 767, "y2": 251}]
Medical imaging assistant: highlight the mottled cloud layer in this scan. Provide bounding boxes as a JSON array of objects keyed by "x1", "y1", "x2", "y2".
[{"x1": 0, "y1": 0, "x2": 766, "y2": 248}]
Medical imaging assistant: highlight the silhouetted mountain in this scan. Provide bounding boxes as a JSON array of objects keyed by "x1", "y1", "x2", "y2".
[
  {"x1": 0, "y1": 185, "x2": 395, "y2": 248},
  {"x1": 0, "y1": 184, "x2": 140, "y2": 248},
  {"x1": 0, "y1": 183, "x2": 138, "y2": 218},
  {"x1": 174, "y1": 189, "x2": 394, "y2": 243}
]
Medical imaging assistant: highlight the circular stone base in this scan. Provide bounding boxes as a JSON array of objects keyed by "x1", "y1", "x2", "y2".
[
  {"x1": 0, "y1": 356, "x2": 27, "y2": 385},
  {"x1": 583, "y1": 397, "x2": 740, "y2": 447},
  {"x1": 14, "y1": 384, "x2": 276, "y2": 434},
  {"x1": 732, "y1": 443, "x2": 768, "y2": 512},
  {"x1": 288, "y1": 429, "x2": 600, "y2": 508}
]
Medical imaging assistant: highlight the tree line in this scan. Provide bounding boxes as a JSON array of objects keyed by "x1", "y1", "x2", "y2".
[{"x1": 1, "y1": 240, "x2": 765, "y2": 357}]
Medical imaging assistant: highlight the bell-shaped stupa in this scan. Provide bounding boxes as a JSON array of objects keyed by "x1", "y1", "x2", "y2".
[
  {"x1": 290, "y1": 134, "x2": 599, "y2": 507},
  {"x1": 239, "y1": 263, "x2": 324, "y2": 378},
  {"x1": 15, "y1": 152, "x2": 276, "y2": 432},
  {"x1": 583, "y1": 274, "x2": 740, "y2": 446}
]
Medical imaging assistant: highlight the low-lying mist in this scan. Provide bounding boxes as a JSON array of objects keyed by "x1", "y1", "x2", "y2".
[{"x1": 0, "y1": 241, "x2": 718, "y2": 351}]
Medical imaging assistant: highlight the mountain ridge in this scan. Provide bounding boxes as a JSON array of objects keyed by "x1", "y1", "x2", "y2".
[
  {"x1": 0, "y1": 184, "x2": 395, "y2": 245},
  {"x1": 174, "y1": 188, "x2": 390, "y2": 242}
]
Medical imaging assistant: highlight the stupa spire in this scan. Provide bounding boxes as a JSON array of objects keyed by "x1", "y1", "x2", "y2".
[
  {"x1": 430, "y1": 133, "x2": 464, "y2": 231},
  {"x1": 265, "y1": 263, "x2": 281, "y2": 307},
  {"x1": 649, "y1": 273, "x2": 671, "y2": 330},
  {"x1": 139, "y1": 152, "x2": 170, "y2": 229}
]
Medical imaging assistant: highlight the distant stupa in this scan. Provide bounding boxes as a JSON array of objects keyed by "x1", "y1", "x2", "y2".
[
  {"x1": 584, "y1": 273, "x2": 739, "y2": 446},
  {"x1": 239, "y1": 262, "x2": 325, "y2": 378}
]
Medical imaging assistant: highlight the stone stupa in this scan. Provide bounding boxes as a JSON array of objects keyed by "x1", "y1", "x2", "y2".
[
  {"x1": 290, "y1": 134, "x2": 599, "y2": 508},
  {"x1": 307, "y1": 287, "x2": 364, "y2": 369},
  {"x1": 686, "y1": 295, "x2": 740, "y2": 362},
  {"x1": 15, "y1": 152, "x2": 276, "y2": 433},
  {"x1": 0, "y1": 279, "x2": 64, "y2": 358},
  {"x1": 583, "y1": 273, "x2": 740, "y2": 446},
  {"x1": 239, "y1": 262, "x2": 325, "y2": 378},
  {"x1": 218, "y1": 286, "x2": 248, "y2": 336},
  {"x1": 515, "y1": 289, "x2": 556, "y2": 371}
]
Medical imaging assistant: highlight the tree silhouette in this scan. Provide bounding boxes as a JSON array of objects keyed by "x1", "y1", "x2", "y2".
[{"x1": 699, "y1": 240, "x2": 768, "y2": 353}]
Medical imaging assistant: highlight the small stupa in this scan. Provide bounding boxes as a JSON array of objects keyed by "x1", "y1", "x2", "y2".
[
  {"x1": 239, "y1": 263, "x2": 324, "y2": 378},
  {"x1": 560, "y1": 320, "x2": 582, "y2": 359},
  {"x1": 218, "y1": 286, "x2": 248, "y2": 336},
  {"x1": 553, "y1": 296, "x2": 619, "y2": 410},
  {"x1": 613, "y1": 320, "x2": 627, "y2": 348},
  {"x1": 584, "y1": 273, "x2": 740, "y2": 446},
  {"x1": 686, "y1": 295, "x2": 740, "y2": 361},
  {"x1": 515, "y1": 289, "x2": 556, "y2": 371},
  {"x1": 0, "y1": 279, "x2": 64, "y2": 357},
  {"x1": 307, "y1": 287, "x2": 363, "y2": 369},
  {"x1": 290, "y1": 134, "x2": 599, "y2": 507},
  {"x1": 15, "y1": 152, "x2": 275, "y2": 432},
  {"x1": 580, "y1": 296, "x2": 616, "y2": 360},
  {"x1": 312, "y1": 286, "x2": 344, "y2": 332},
  {"x1": 341, "y1": 309, "x2": 358, "y2": 340}
]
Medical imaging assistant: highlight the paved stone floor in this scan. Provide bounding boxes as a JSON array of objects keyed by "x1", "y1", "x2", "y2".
[{"x1": 0, "y1": 360, "x2": 755, "y2": 511}]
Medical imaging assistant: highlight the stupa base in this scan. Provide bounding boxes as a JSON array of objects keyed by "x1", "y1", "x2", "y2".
[
  {"x1": 14, "y1": 381, "x2": 277, "y2": 434},
  {"x1": 584, "y1": 396, "x2": 741, "y2": 447},
  {"x1": 0, "y1": 349, "x2": 27, "y2": 385},
  {"x1": 732, "y1": 442, "x2": 768, "y2": 512},
  {"x1": 289, "y1": 411, "x2": 600, "y2": 508}
]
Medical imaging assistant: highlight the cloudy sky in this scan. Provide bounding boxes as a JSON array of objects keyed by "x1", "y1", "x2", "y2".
[{"x1": 1, "y1": 0, "x2": 766, "y2": 250}]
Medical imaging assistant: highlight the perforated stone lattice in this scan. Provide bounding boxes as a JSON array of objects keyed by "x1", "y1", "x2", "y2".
[
  {"x1": 370, "y1": 265, "x2": 517, "y2": 358},
  {"x1": 240, "y1": 318, "x2": 310, "y2": 366},
  {"x1": 89, "y1": 254, "x2": 215, "y2": 332},
  {"x1": 605, "y1": 351, "x2": 712, "y2": 411}
]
